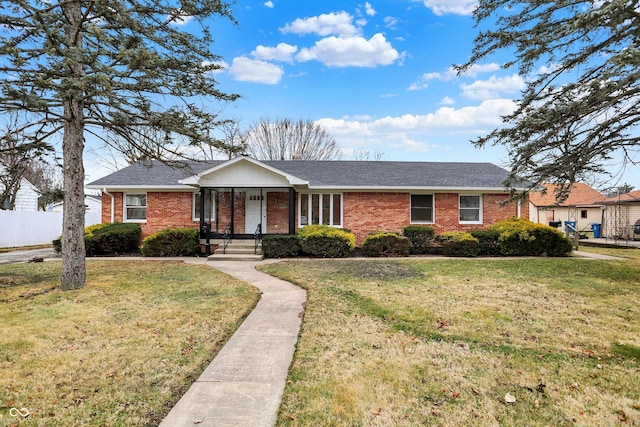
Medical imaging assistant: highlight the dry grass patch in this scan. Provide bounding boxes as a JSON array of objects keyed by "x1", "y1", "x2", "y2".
[
  {"x1": 261, "y1": 257, "x2": 640, "y2": 426},
  {"x1": 0, "y1": 260, "x2": 259, "y2": 426}
]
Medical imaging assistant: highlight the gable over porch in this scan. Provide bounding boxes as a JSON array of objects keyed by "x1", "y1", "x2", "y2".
[{"x1": 179, "y1": 157, "x2": 306, "y2": 240}]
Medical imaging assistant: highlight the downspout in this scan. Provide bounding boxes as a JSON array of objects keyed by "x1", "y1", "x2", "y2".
[{"x1": 103, "y1": 188, "x2": 115, "y2": 223}]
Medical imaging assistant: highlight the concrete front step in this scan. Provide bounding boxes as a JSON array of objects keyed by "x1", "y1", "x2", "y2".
[
  {"x1": 214, "y1": 245, "x2": 262, "y2": 255},
  {"x1": 206, "y1": 239, "x2": 263, "y2": 260},
  {"x1": 216, "y1": 246, "x2": 261, "y2": 254},
  {"x1": 207, "y1": 253, "x2": 264, "y2": 261}
]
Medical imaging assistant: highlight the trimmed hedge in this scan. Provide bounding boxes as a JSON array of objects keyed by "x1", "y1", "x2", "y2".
[
  {"x1": 90, "y1": 222, "x2": 141, "y2": 255},
  {"x1": 362, "y1": 232, "x2": 410, "y2": 257},
  {"x1": 488, "y1": 217, "x2": 573, "y2": 257},
  {"x1": 470, "y1": 229, "x2": 501, "y2": 256},
  {"x1": 262, "y1": 235, "x2": 301, "y2": 258},
  {"x1": 140, "y1": 227, "x2": 199, "y2": 257},
  {"x1": 298, "y1": 225, "x2": 355, "y2": 258},
  {"x1": 436, "y1": 232, "x2": 480, "y2": 257},
  {"x1": 403, "y1": 225, "x2": 436, "y2": 254},
  {"x1": 53, "y1": 222, "x2": 141, "y2": 256}
]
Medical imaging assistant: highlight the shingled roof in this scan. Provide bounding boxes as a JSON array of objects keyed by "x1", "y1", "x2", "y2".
[
  {"x1": 529, "y1": 183, "x2": 606, "y2": 207},
  {"x1": 87, "y1": 158, "x2": 524, "y2": 190}
]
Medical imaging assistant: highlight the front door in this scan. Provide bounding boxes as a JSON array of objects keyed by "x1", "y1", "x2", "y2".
[{"x1": 245, "y1": 190, "x2": 266, "y2": 234}]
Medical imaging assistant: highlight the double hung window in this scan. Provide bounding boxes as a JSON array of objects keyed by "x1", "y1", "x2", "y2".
[
  {"x1": 410, "y1": 194, "x2": 434, "y2": 223},
  {"x1": 193, "y1": 192, "x2": 215, "y2": 221},
  {"x1": 459, "y1": 195, "x2": 481, "y2": 223},
  {"x1": 124, "y1": 193, "x2": 147, "y2": 221}
]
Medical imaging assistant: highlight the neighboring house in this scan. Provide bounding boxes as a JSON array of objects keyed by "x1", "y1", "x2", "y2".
[
  {"x1": 529, "y1": 183, "x2": 606, "y2": 234},
  {"x1": 86, "y1": 157, "x2": 531, "y2": 246},
  {"x1": 600, "y1": 190, "x2": 640, "y2": 240},
  {"x1": 48, "y1": 194, "x2": 102, "y2": 214},
  {"x1": 0, "y1": 164, "x2": 40, "y2": 211}
]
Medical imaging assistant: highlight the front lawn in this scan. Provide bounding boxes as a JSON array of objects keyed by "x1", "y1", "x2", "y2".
[
  {"x1": 0, "y1": 260, "x2": 259, "y2": 426},
  {"x1": 260, "y1": 256, "x2": 640, "y2": 426}
]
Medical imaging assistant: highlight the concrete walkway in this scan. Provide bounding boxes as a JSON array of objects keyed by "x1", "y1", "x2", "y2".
[{"x1": 159, "y1": 260, "x2": 306, "y2": 427}]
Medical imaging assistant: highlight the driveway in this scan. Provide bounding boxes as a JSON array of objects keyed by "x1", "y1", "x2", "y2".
[{"x1": 0, "y1": 248, "x2": 60, "y2": 265}]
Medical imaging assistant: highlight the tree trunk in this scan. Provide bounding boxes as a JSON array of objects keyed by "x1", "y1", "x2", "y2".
[{"x1": 61, "y1": 0, "x2": 86, "y2": 290}]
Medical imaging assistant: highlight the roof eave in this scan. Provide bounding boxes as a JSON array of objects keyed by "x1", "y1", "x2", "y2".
[
  {"x1": 298, "y1": 185, "x2": 524, "y2": 192},
  {"x1": 85, "y1": 184, "x2": 197, "y2": 191}
]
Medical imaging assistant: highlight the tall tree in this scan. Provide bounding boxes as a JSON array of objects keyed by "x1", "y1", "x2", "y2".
[
  {"x1": 0, "y1": 0, "x2": 238, "y2": 289},
  {"x1": 244, "y1": 118, "x2": 342, "y2": 161},
  {"x1": 459, "y1": 1, "x2": 639, "y2": 201}
]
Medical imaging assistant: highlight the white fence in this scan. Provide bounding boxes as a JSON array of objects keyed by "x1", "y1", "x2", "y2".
[{"x1": 0, "y1": 211, "x2": 101, "y2": 248}]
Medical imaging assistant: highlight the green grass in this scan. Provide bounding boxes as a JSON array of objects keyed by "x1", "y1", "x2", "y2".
[
  {"x1": 260, "y1": 256, "x2": 640, "y2": 426},
  {"x1": 0, "y1": 260, "x2": 259, "y2": 426}
]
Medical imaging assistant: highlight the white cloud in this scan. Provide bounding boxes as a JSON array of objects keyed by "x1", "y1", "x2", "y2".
[
  {"x1": 461, "y1": 63, "x2": 501, "y2": 77},
  {"x1": 384, "y1": 16, "x2": 399, "y2": 29},
  {"x1": 439, "y1": 96, "x2": 456, "y2": 105},
  {"x1": 296, "y1": 33, "x2": 399, "y2": 67},
  {"x1": 364, "y1": 2, "x2": 376, "y2": 16},
  {"x1": 280, "y1": 11, "x2": 360, "y2": 37},
  {"x1": 251, "y1": 43, "x2": 298, "y2": 63},
  {"x1": 461, "y1": 74, "x2": 525, "y2": 100},
  {"x1": 407, "y1": 63, "x2": 500, "y2": 91},
  {"x1": 228, "y1": 57, "x2": 284, "y2": 84},
  {"x1": 264, "y1": 1, "x2": 274, "y2": 8},
  {"x1": 317, "y1": 98, "x2": 516, "y2": 140},
  {"x1": 421, "y1": 0, "x2": 477, "y2": 16}
]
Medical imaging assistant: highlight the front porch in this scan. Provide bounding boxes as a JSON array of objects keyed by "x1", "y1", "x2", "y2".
[{"x1": 197, "y1": 187, "x2": 297, "y2": 243}]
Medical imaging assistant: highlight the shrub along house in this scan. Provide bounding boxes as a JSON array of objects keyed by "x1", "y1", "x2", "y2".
[{"x1": 86, "y1": 157, "x2": 530, "y2": 248}]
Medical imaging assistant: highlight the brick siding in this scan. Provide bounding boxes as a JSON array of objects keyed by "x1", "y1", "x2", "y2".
[{"x1": 101, "y1": 190, "x2": 529, "y2": 244}]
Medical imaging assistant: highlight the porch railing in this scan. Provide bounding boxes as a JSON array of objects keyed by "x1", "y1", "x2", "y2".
[
  {"x1": 254, "y1": 223, "x2": 262, "y2": 254},
  {"x1": 222, "y1": 223, "x2": 232, "y2": 254}
]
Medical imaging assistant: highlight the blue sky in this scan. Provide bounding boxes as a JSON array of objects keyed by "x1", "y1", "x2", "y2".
[{"x1": 87, "y1": 0, "x2": 639, "y2": 190}]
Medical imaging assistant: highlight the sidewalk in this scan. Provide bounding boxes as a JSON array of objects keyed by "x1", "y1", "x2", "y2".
[{"x1": 159, "y1": 260, "x2": 306, "y2": 427}]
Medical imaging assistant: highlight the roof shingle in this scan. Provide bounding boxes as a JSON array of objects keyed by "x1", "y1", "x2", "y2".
[{"x1": 87, "y1": 158, "x2": 523, "y2": 190}]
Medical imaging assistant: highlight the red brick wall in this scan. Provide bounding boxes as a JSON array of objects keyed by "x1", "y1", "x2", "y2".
[
  {"x1": 342, "y1": 192, "x2": 527, "y2": 245},
  {"x1": 146, "y1": 192, "x2": 197, "y2": 236},
  {"x1": 343, "y1": 192, "x2": 410, "y2": 245},
  {"x1": 267, "y1": 191, "x2": 290, "y2": 234},
  {"x1": 101, "y1": 191, "x2": 198, "y2": 239}
]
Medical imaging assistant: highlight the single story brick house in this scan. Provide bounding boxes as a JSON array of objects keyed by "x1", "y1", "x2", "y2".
[{"x1": 86, "y1": 157, "x2": 530, "y2": 246}]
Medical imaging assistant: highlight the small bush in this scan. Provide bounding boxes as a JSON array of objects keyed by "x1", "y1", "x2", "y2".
[
  {"x1": 403, "y1": 226, "x2": 436, "y2": 254},
  {"x1": 298, "y1": 225, "x2": 355, "y2": 258},
  {"x1": 488, "y1": 217, "x2": 573, "y2": 257},
  {"x1": 262, "y1": 235, "x2": 301, "y2": 258},
  {"x1": 140, "y1": 227, "x2": 199, "y2": 257},
  {"x1": 470, "y1": 229, "x2": 501, "y2": 256},
  {"x1": 436, "y1": 232, "x2": 480, "y2": 257},
  {"x1": 531, "y1": 226, "x2": 574, "y2": 257},
  {"x1": 362, "y1": 232, "x2": 410, "y2": 257},
  {"x1": 90, "y1": 222, "x2": 141, "y2": 255},
  {"x1": 53, "y1": 222, "x2": 119, "y2": 255}
]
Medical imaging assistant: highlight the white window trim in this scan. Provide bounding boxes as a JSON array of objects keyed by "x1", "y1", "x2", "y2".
[
  {"x1": 410, "y1": 193, "x2": 435, "y2": 224},
  {"x1": 192, "y1": 192, "x2": 216, "y2": 222},
  {"x1": 123, "y1": 192, "x2": 147, "y2": 223},
  {"x1": 192, "y1": 193, "x2": 199, "y2": 222},
  {"x1": 459, "y1": 194, "x2": 482, "y2": 224},
  {"x1": 298, "y1": 192, "x2": 343, "y2": 228}
]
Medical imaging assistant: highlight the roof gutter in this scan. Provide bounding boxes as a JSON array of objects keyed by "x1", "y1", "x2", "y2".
[{"x1": 103, "y1": 188, "x2": 114, "y2": 223}]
